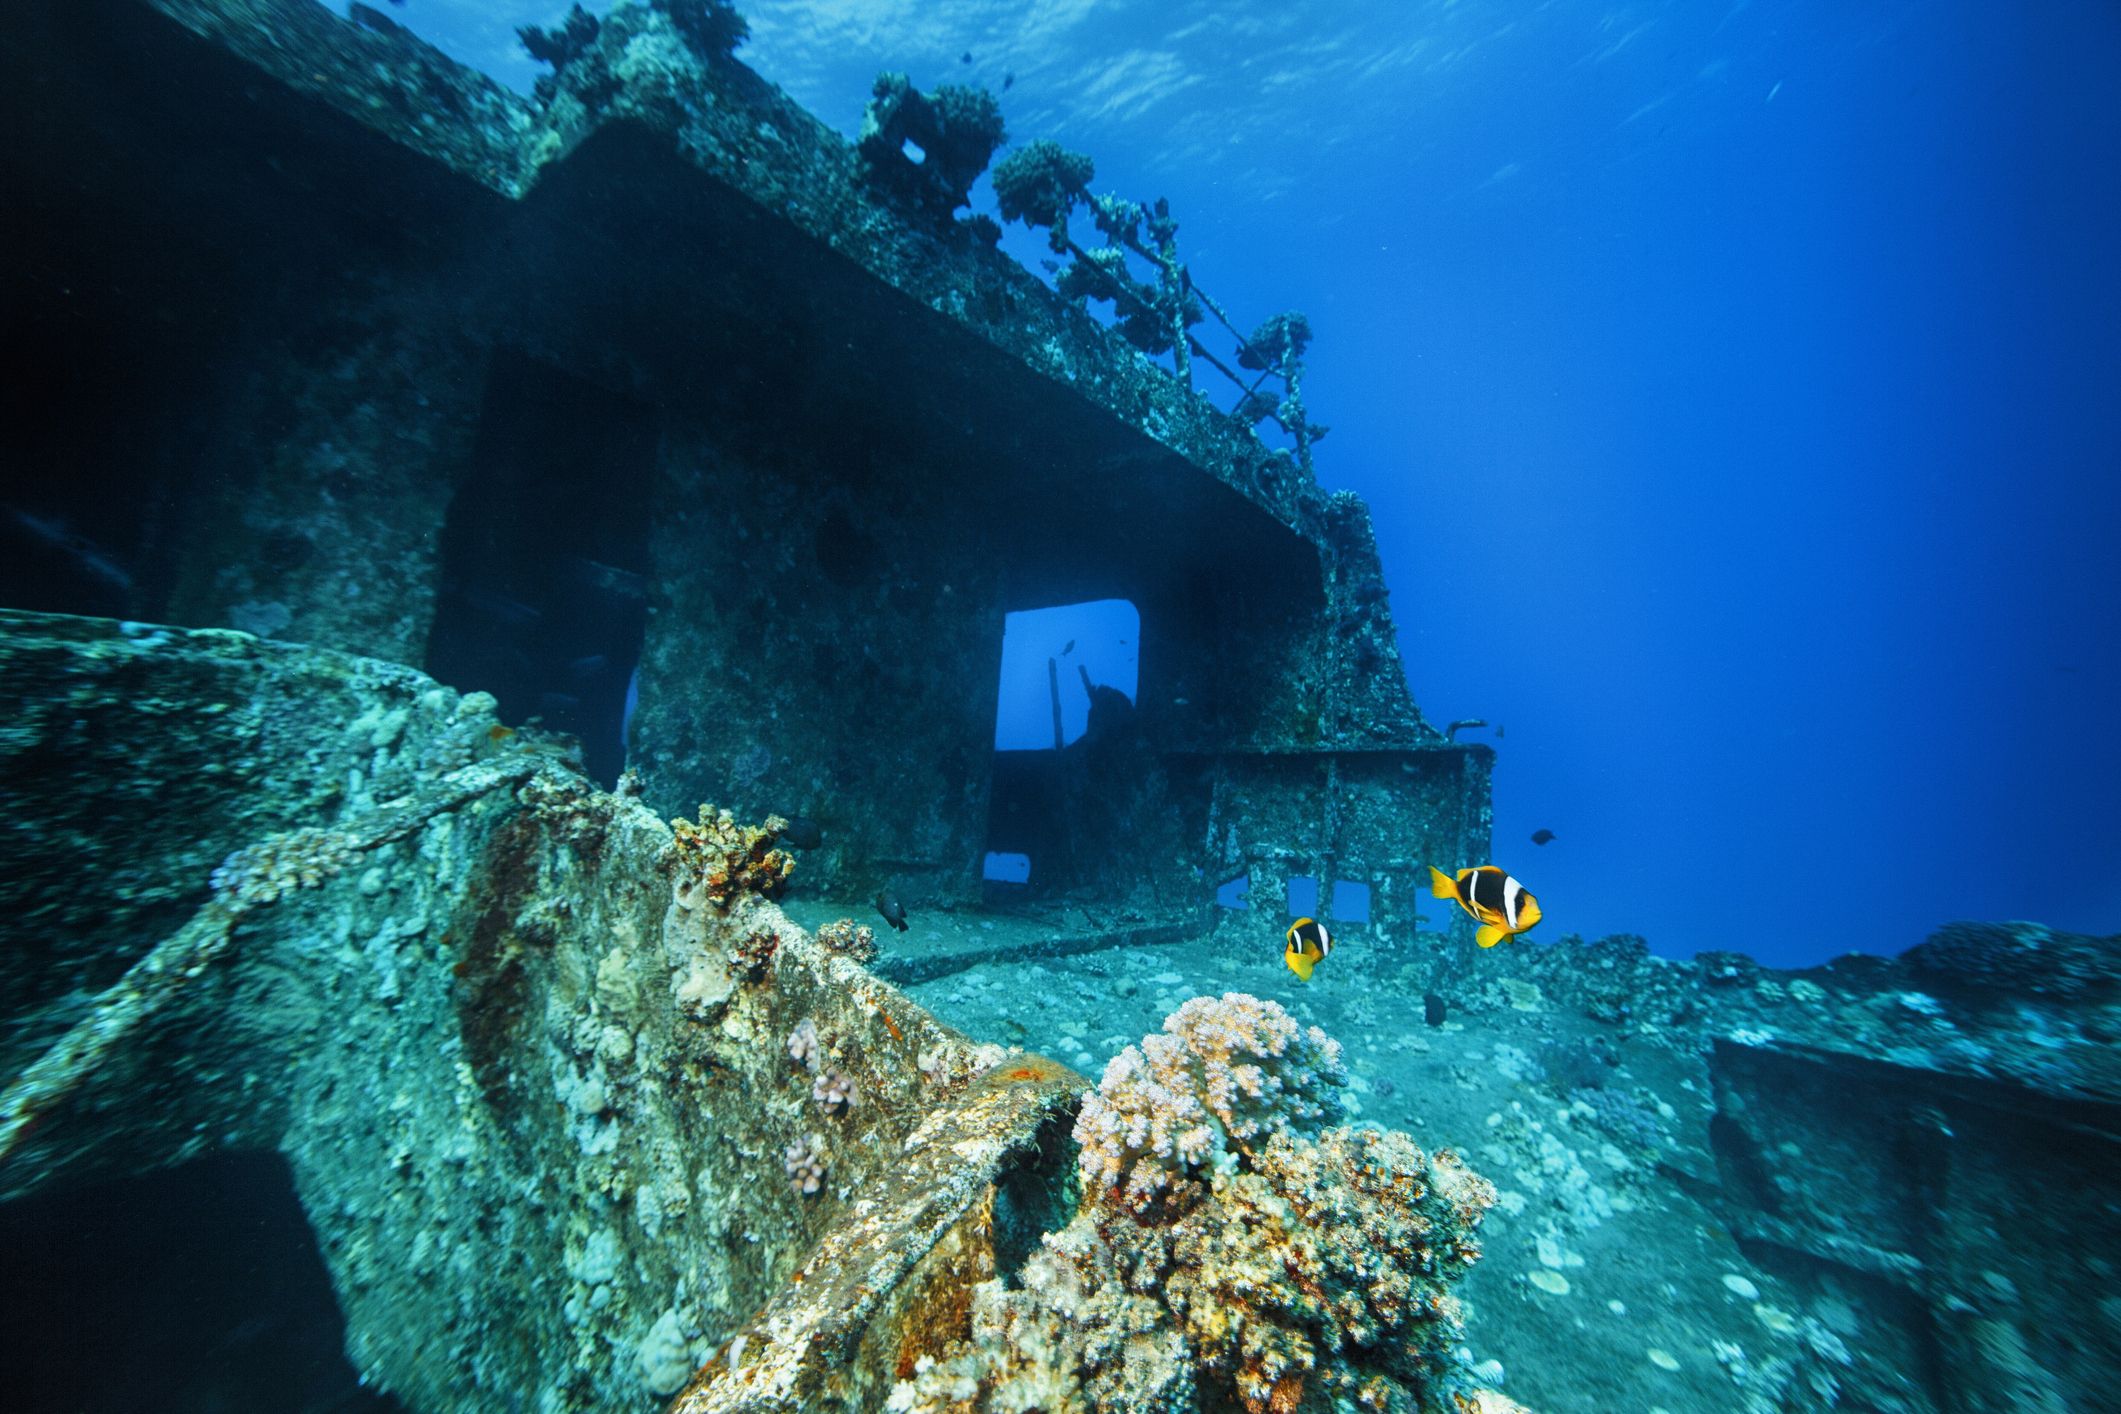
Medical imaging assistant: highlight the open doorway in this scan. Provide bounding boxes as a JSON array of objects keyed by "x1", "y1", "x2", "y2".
[
  {"x1": 422, "y1": 354, "x2": 654, "y2": 786},
  {"x1": 992, "y1": 599, "x2": 1140, "y2": 751},
  {"x1": 984, "y1": 599, "x2": 1140, "y2": 895}
]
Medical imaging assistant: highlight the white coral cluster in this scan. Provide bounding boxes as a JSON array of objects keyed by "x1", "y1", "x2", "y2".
[
  {"x1": 784, "y1": 1133, "x2": 827, "y2": 1195},
  {"x1": 788, "y1": 1018, "x2": 820, "y2": 1070},
  {"x1": 1073, "y1": 992, "x2": 1345, "y2": 1212},
  {"x1": 811, "y1": 1068, "x2": 856, "y2": 1114}
]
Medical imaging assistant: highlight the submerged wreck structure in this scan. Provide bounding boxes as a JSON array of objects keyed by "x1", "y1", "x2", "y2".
[
  {"x1": 8, "y1": 0, "x2": 1486, "y2": 933},
  {"x1": 4, "y1": 3, "x2": 2115, "y2": 1413},
  {"x1": 4, "y1": 2, "x2": 1502, "y2": 1410}
]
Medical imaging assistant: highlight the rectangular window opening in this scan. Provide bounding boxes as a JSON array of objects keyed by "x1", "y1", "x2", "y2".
[
  {"x1": 983, "y1": 852, "x2": 1031, "y2": 884},
  {"x1": 1285, "y1": 875, "x2": 1319, "y2": 918},
  {"x1": 1328, "y1": 879, "x2": 1372, "y2": 924}
]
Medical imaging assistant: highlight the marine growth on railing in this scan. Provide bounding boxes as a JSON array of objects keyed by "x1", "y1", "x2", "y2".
[{"x1": 851, "y1": 70, "x2": 1330, "y2": 478}]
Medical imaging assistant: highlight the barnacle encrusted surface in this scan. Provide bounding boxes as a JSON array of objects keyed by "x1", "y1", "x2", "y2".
[
  {"x1": 888, "y1": 1003, "x2": 1497, "y2": 1414},
  {"x1": 1073, "y1": 990, "x2": 1346, "y2": 1214}
]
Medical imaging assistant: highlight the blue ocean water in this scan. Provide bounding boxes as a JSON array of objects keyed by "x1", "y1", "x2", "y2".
[{"x1": 393, "y1": 0, "x2": 2121, "y2": 966}]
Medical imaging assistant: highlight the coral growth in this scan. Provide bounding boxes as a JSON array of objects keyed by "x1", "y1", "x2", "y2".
[
  {"x1": 1239, "y1": 310, "x2": 1314, "y2": 373},
  {"x1": 787, "y1": 1018, "x2": 820, "y2": 1071},
  {"x1": 816, "y1": 917, "x2": 879, "y2": 962},
  {"x1": 652, "y1": 0, "x2": 748, "y2": 58},
  {"x1": 209, "y1": 827, "x2": 357, "y2": 913},
  {"x1": 1568, "y1": 1086, "x2": 1669, "y2": 1154},
  {"x1": 1904, "y1": 920, "x2": 2117, "y2": 1001},
  {"x1": 992, "y1": 140, "x2": 1095, "y2": 248},
  {"x1": 518, "y1": 4, "x2": 598, "y2": 71},
  {"x1": 811, "y1": 1069, "x2": 856, "y2": 1115},
  {"x1": 888, "y1": 998, "x2": 1496, "y2": 1413},
  {"x1": 669, "y1": 806, "x2": 794, "y2": 909},
  {"x1": 729, "y1": 926, "x2": 778, "y2": 979},
  {"x1": 857, "y1": 73, "x2": 1008, "y2": 220},
  {"x1": 516, "y1": 2, "x2": 611, "y2": 105},
  {"x1": 784, "y1": 1133, "x2": 827, "y2": 1196},
  {"x1": 1074, "y1": 991, "x2": 1346, "y2": 1215}
]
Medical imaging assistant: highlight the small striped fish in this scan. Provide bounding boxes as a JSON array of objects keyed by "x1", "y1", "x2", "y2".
[
  {"x1": 1284, "y1": 917, "x2": 1333, "y2": 980},
  {"x1": 1429, "y1": 865, "x2": 1543, "y2": 948}
]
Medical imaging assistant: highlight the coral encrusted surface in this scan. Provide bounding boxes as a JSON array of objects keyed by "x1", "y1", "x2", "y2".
[{"x1": 886, "y1": 994, "x2": 1509, "y2": 1414}]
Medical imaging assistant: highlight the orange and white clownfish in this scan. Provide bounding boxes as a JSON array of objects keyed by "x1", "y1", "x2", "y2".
[
  {"x1": 1284, "y1": 917, "x2": 1333, "y2": 981},
  {"x1": 1429, "y1": 865, "x2": 1542, "y2": 948}
]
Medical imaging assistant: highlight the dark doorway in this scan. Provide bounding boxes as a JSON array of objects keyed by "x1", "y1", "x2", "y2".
[{"x1": 424, "y1": 354, "x2": 654, "y2": 786}]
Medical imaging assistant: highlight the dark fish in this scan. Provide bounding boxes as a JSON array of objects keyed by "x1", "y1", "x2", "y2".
[
  {"x1": 960, "y1": 50, "x2": 972, "y2": 64},
  {"x1": 1003, "y1": 72, "x2": 1014, "y2": 90},
  {"x1": 1531, "y1": 829, "x2": 1555, "y2": 846},
  {"x1": 1284, "y1": 916, "x2": 1332, "y2": 981},
  {"x1": 1429, "y1": 865, "x2": 1543, "y2": 948},
  {"x1": 1423, "y1": 992, "x2": 1448, "y2": 1027},
  {"x1": 875, "y1": 891, "x2": 908, "y2": 932},
  {"x1": 7, "y1": 509, "x2": 134, "y2": 594},
  {"x1": 779, "y1": 816, "x2": 824, "y2": 850},
  {"x1": 1061, "y1": 639, "x2": 1075, "y2": 654},
  {"x1": 460, "y1": 585, "x2": 541, "y2": 626},
  {"x1": 567, "y1": 557, "x2": 647, "y2": 600}
]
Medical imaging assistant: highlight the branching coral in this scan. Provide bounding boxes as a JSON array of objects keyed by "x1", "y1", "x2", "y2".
[
  {"x1": 889, "y1": 998, "x2": 1496, "y2": 1414},
  {"x1": 1157, "y1": 1129, "x2": 1493, "y2": 1410},
  {"x1": 1235, "y1": 311, "x2": 1329, "y2": 468},
  {"x1": 1570, "y1": 1086, "x2": 1669, "y2": 1154},
  {"x1": 1073, "y1": 991, "x2": 1345, "y2": 1215},
  {"x1": 669, "y1": 806, "x2": 794, "y2": 910}
]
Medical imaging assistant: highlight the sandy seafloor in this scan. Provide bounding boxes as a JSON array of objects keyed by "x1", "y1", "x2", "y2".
[{"x1": 781, "y1": 899, "x2": 1852, "y2": 1414}]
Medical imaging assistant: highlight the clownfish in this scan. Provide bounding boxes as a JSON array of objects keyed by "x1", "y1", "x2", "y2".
[
  {"x1": 1284, "y1": 917, "x2": 1333, "y2": 981},
  {"x1": 1429, "y1": 865, "x2": 1542, "y2": 948}
]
